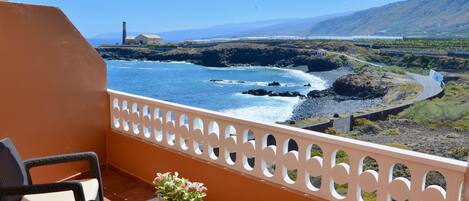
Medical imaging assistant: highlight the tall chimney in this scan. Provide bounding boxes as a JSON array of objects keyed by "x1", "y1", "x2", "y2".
[{"x1": 122, "y1": 21, "x2": 127, "y2": 45}]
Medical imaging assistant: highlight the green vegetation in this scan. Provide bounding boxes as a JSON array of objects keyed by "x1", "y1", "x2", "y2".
[
  {"x1": 383, "y1": 83, "x2": 423, "y2": 104},
  {"x1": 277, "y1": 116, "x2": 331, "y2": 128},
  {"x1": 325, "y1": 127, "x2": 349, "y2": 137},
  {"x1": 450, "y1": 146, "x2": 468, "y2": 160},
  {"x1": 309, "y1": 0, "x2": 469, "y2": 38},
  {"x1": 354, "y1": 64, "x2": 406, "y2": 75},
  {"x1": 384, "y1": 143, "x2": 410, "y2": 150},
  {"x1": 367, "y1": 53, "x2": 468, "y2": 72},
  {"x1": 287, "y1": 169, "x2": 297, "y2": 181},
  {"x1": 362, "y1": 192, "x2": 377, "y2": 201},
  {"x1": 354, "y1": 118, "x2": 382, "y2": 134},
  {"x1": 359, "y1": 38, "x2": 469, "y2": 51},
  {"x1": 386, "y1": 128, "x2": 400, "y2": 136},
  {"x1": 399, "y1": 83, "x2": 469, "y2": 132},
  {"x1": 334, "y1": 183, "x2": 348, "y2": 197},
  {"x1": 327, "y1": 54, "x2": 350, "y2": 67},
  {"x1": 146, "y1": 43, "x2": 177, "y2": 48}
]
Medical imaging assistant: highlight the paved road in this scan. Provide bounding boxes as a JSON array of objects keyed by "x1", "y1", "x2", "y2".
[
  {"x1": 406, "y1": 72, "x2": 443, "y2": 101},
  {"x1": 329, "y1": 51, "x2": 443, "y2": 102},
  {"x1": 330, "y1": 52, "x2": 383, "y2": 67}
]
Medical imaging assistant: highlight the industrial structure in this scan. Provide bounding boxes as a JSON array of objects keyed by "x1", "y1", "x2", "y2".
[{"x1": 122, "y1": 21, "x2": 162, "y2": 45}]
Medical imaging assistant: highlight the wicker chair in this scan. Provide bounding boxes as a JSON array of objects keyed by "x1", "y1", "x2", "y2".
[{"x1": 0, "y1": 138, "x2": 103, "y2": 201}]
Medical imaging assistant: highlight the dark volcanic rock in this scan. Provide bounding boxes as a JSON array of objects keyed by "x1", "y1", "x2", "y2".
[
  {"x1": 242, "y1": 89, "x2": 272, "y2": 96},
  {"x1": 242, "y1": 89, "x2": 305, "y2": 97},
  {"x1": 96, "y1": 43, "x2": 349, "y2": 72},
  {"x1": 307, "y1": 88, "x2": 335, "y2": 98},
  {"x1": 306, "y1": 72, "x2": 390, "y2": 100},
  {"x1": 270, "y1": 91, "x2": 305, "y2": 98},
  {"x1": 333, "y1": 72, "x2": 389, "y2": 99},
  {"x1": 304, "y1": 83, "x2": 311, "y2": 87},
  {"x1": 268, "y1": 81, "x2": 281, "y2": 86}
]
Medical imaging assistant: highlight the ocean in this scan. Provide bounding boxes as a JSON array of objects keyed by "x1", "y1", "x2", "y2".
[{"x1": 107, "y1": 60, "x2": 327, "y2": 123}]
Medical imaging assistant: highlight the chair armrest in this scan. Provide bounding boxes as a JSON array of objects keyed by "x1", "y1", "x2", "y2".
[
  {"x1": 0, "y1": 181, "x2": 86, "y2": 201},
  {"x1": 24, "y1": 152, "x2": 101, "y2": 182},
  {"x1": 23, "y1": 152, "x2": 103, "y2": 200},
  {"x1": 24, "y1": 152, "x2": 99, "y2": 170}
]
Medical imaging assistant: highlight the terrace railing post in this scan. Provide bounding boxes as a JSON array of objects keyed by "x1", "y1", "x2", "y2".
[{"x1": 464, "y1": 157, "x2": 469, "y2": 201}]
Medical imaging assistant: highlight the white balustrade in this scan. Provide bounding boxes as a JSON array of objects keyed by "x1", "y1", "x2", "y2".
[{"x1": 109, "y1": 89, "x2": 468, "y2": 201}]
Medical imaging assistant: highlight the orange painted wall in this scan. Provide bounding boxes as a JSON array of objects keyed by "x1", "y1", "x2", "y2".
[
  {"x1": 108, "y1": 132, "x2": 324, "y2": 201},
  {"x1": 0, "y1": 2, "x2": 109, "y2": 183}
]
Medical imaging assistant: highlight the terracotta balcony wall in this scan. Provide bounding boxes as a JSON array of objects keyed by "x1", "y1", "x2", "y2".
[
  {"x1": 0, "y1": 2, "x2": 468, "y2": 201},
  {"x1": 108, "y1": 90, "x2": 468, "y2": 201},
  {"x1": 0, "y1": 2, "x2": 108, "y2": 183}
]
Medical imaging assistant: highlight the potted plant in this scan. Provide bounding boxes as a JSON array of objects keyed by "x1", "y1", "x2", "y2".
[{"x1": 153, "y1": 172, "x2": 207, "y2": 201}]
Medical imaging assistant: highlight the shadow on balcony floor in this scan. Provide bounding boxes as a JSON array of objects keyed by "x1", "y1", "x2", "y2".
[{"x1": 102, "y1": 166, "x2": 155, "y2": 201}]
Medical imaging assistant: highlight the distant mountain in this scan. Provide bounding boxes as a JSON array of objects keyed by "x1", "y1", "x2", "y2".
[
  {"x1": 87, "y1": 0, "x2": 468, "y2": 46},
  {"x1": 157, "y1": 18, "x2": 299, "y2": 42},
  {"x1": 87, "y1": 13, "x2": 347, "y2": 45},
  {"x1": 222, "y1": 13, "x2": 351, "y2": 38},
  {"x1": 308, "y1": 0, "x2": 469, "y2": 37},
  {"x1": 88, "y1": 19, "x2": 298, "y2": 45}
]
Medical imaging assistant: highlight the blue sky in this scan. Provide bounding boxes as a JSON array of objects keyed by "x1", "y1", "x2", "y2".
[{"x1": 12, "y1": 0, "x2": 402, "y2": 37}]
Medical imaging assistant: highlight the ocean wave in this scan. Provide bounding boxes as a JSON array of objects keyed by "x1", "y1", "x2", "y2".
[
  {"x1": 168, "y1": 61, "x2": 192, "y2": 64},
  {"x1": 221, "y1": 95, "x2": 301, "y2": 123},
  {"x1": 279, "y1": 68, "x2": 327, "y2": 90},
  {"x1": 108, "y1": 59, "x2": 193, "y2": 65},
  {"x1": 107, "y1": 60, "x2": 326, "y2": 123},
  {"x1": 136, "y1": 67, "x2": 153, "y2": 70},
  {"x1": 207, "y1": 66, "x2": 326, "y2": 90},
  {"x1": 208, "y1": 79, "x2": 287, "y2": 87}
]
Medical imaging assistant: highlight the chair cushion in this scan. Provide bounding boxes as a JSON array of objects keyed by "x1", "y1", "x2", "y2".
[{"x1": 21, "y1": 179, "x2": 99, "y2": 201}]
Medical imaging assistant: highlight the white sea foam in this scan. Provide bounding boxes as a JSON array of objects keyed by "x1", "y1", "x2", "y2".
[
  {"x1": 281, "y1": 68, "x2": 327, "y2": 90},
  {"x1": 168, "y1": 61, "x2": 192, "y2": 64},
  {"x1": 209, "y1": 80, "x2": 287, "y2": 87},
  {"x1": 108, "y1": 61, "x2": 327, "y2": 123},
  {"x1": 109, "y1": 59, "x2": 193, "y2": 65},
  {"x1": 221, "y1": 94, "x2": 301, "y2": 123},
  {"x1": 136, "y1": 67, "x2": 153, "y2": 70},
  {"x1": 210, "y1": 66, "x2": 326, "y2": 122},
  {"x1": 207, "y1": 66, "x2": 327, "y2": 90}
]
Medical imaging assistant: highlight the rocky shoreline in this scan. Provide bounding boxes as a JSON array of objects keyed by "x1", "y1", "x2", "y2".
[
  {"x1": 242, "y1": 89, "x2": 305, "y2": 98},
  {"x1": 97, "y1": 43, "x2": 350, "y2": 72},
  {"x1": 98, "y1": 43, "x2": 400, "y2": 122},
  {"x1": 307, "y1": 72, "x2": 390, "y2": 100},
  {"x1": 293, "y1": 72, "x2": 392, "y2": 120},
  {"x1": 226, "y1": 71, "x2": 394, "y2": 120}
]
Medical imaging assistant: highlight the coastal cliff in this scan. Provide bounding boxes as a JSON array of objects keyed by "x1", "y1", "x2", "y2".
[{"x1": 96, "y1": 43, "x2": 349, "y2": 72}]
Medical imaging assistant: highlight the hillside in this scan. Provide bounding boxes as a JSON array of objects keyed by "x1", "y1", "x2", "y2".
[
  {"x1": 157, "y1": 18, "x2": 299, "y2": 42},
  {"x1": 222, "y1": 13, "x2": 350, "y2": 38},
  {"x1": 309, "y1": 0, "x2": 469, "y2": 37},
  {"x1": 87, "y1": 13, "x2": 346, "y2": 44},
  {"x1": 88, "y1": 0, "x2": 469, "y2": 46}
]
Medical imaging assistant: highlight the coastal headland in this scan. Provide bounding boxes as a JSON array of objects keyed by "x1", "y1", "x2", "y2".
[
  {"x1": 97, "y1": 42, "x2": 349, "y2": 72},
  {"x1": 98, "y1": 39, "x2": 468, "y2": 163},
  {"x1": 97, "y1": 41, "x2": 428, "y2": 115}
]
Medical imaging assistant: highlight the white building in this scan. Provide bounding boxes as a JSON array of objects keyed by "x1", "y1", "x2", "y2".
[
  {"x1": 124, "y1": 36, "x2": 136, "y2": 44},
  {"x1": 135, "y1": 34, "x2": 162, "y2": 45}
]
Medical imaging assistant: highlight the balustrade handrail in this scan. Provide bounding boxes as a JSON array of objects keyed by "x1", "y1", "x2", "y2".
[
  {"x1": 108, "y1": 89, "x2": 466, "y2": 171},
  {"x1": 108, "y1": 89, "x2": 467, "y2": 201}
]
